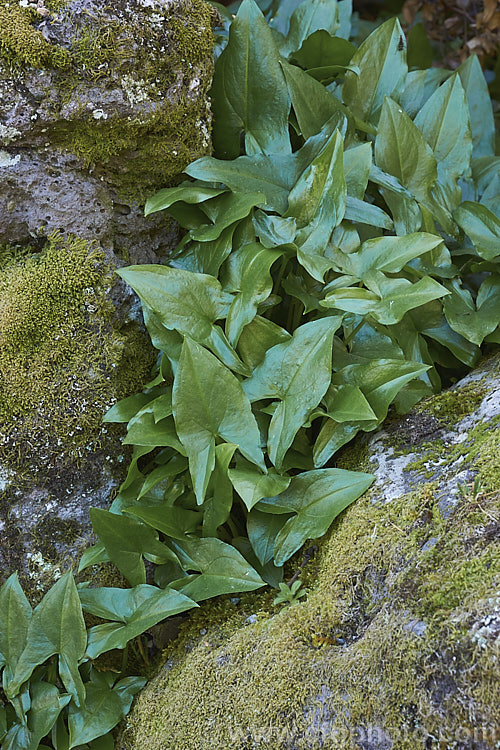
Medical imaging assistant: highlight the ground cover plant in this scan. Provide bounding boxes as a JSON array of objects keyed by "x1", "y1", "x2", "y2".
[{"x1": 1, "y1": 0, "x2": 500, "y2": 746}]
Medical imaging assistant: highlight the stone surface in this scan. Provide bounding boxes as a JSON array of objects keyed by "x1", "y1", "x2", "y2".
[
  {"x1": 0, "y1": 0, "x2": 215, "y2": 260},
  {"x1": 0, "y1": 0, "x2": 215, "y2": 596},
  {"x1": 118, "y1": 355, "x2": 500, "y2": 750}
]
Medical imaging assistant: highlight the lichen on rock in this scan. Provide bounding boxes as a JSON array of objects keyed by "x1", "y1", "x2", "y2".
[{"x1": 118, "y1": 355, "x2": 500, "y2": 750}]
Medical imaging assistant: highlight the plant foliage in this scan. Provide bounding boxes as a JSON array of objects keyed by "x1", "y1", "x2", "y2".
[{"x1": 2, "y1": 0, "x2": 499, "y2": 746}]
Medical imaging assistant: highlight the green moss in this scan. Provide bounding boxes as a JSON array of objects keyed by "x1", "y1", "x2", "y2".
[
  {"x1": 50, "y1": 96, "x2": 211, "y2": 199},
  {"x1": 416, "y1": 381, "x2": 487, "y2": 424},
  {"x1": 0, "y1": 2, "x2": 71, "y2": 70},
  {"x1": 0, "y1": 232, "x2": 154, "y2": 472},
  {"x1": 0, "y1": 0, "x2": 215, "y2": 199},
  {"x1": 119, "y1": 408, "x2": 500, "y2": 749}
]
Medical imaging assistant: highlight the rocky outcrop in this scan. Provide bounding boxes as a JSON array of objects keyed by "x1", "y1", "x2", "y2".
[
  {"x1": 0, "y1": 0, "x2": 214, "y2": 259},
  {"x1": 0, "y1": 0, "x2": 215, "y2": 595},
  {"x1": 118, "y1": 354, "x2": 500, "y2": 749}
]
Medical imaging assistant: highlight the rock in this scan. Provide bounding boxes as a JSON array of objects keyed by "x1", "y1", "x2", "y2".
[
  {"x1": 118, "y1": 355, "x2": 500, "y2": 749},
  {"x1": 0, "y1": 0, "x2": 215, "y2": 596},
  {"x1": 0, "y1": 0, "x2": 214, "y2": 259}
]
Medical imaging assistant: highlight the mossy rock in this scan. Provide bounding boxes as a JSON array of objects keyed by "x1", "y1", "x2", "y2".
[
  {"x1": 0, "y1": 233, "x2": 156, "y2": 599},
  {"x1": 0, "y1": 0, "x2": 215, "y2": 259},
  {"x1": 118, "y1": 355, "x2": 500, "y2": 750}
]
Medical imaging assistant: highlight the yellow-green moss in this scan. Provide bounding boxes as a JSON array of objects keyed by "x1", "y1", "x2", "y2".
[
  {"x1": 0, "y1": 2, "x2": 71, "y2": 70},
  {"x1": 0, "y1": 0, "x2": 215, "y2": 199},
  {"x1": 416, "y1": 381, "x2": 487, "y2": 424},
  {"x1": 0, "y1": 232, "x2": 154, "y2": 471},
  {"x1": 119, "y1": 378, "x2": 500, "y2": 749}
]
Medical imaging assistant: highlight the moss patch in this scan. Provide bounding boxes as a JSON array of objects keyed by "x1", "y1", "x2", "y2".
[
  {"x1": 0, "y1": 2, "x2": 71, "y2": 70},
  {"x1": 0, "y1": 0, "x2": 215, "y2": 199},
  {"x1": 0, "y1": 232, "x2": 154, "y2": 472}
]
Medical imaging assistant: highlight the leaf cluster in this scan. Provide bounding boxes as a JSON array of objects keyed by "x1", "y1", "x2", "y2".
[{"x1": 89, "y1": 0, "x2": 500, "y2": 606}]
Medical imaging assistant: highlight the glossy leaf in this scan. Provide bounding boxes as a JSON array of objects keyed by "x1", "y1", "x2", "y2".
[
  {"x1": 81, "y1": 586, "x2": 197, "y2": 659},
  {"x1": 244, "y1": 317, "x2": 341, "y2": 468},
  {"x1": 457, "y1": 55, "x2": 495, "y2": 158},
  {"x1": 229, "y1": 459, "x2": 291, "y2": 510},
  {"x1": 212, "y1": 0, "x2": 290, "y2": 157},
  {"x1": 68, "y1": 672, "x2": 146, "y2": 748},
  {"x1": 343, "y1": 18, "x2": 407, "y2": 124},
  {"x1": 272, "y1": 469, "x2": 374, "y2": 565},
  {"x1": 9, "y1": 574, "x2": 86, "y2": 706},
  {"x1": 118, "y1": 265, "x2": 233, "y2": 343},
  {"x1": 173, "y1": 338, "x2": 265, "y2": 503},
  {"x1": 375, "y1": 96, "x2": 437, "y2": 204},
  {"x1": 0, "y1": 573, "x2": 32, "y2": 692},
  {"x1": 443, "y1": 276, "x2": 500, "y2": 346},
  {"x1": 280, "y1": 0, "x2": 340, "y2": 57},
  {"x1": 168, "y1": 538, "x2": 265, "y2": 601},
  {"x1": 89, "y1": 508, "x2": 179, "y2": 586},
  {"x1": 453, "y1": 202, "x2": 500, "y2": 261},
  {"x1": 281, "y1": 60, "x2": 346, "y2": 139},
  {"x1": 414, "y1": 74, "x2": 472, "y2": 186},
  {"x1": 223, "y1": 242, "x2": 282, "y2": 345},
  {"x1": 144, "y1": 185, "x2": 226, "y2": 217}
]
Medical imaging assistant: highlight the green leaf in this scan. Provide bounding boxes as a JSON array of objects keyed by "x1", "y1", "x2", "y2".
[
  {"x1": 223, "y1": 242, "x2": 281, "y2": 346},
  {"x1": 168, "y1": 538, "x2": 265, "y2": 601},
  {"x1": 279, "y1": 0, "x2": 340, "y2": 57},
  {"x1": 186, "y1": 155, "x2": 295, "y2": 215},
  {"x1": 173, "y1": 338, "x2": 265, "y2": 503},
  {"x1": 400, "y1": 68, "x2": 451, "y2": 118},
  {"x1": 406, "y1": 22, "x2": 433, "y2": 69},
  {"x1": 291, "y1": 30, "x2": 355, "y2": 70},
  {"x1": 272, "y1": 469, "x2": 374, "y2": 565},
  {"x1": 443, "y1": 276, "x2": 500, "y2": 346},
  {"x1": 68, "y1": 672, "x2": 146, "y2": 748},
  {"x1": 343, "y1": 143, "x2": 372, "y2": 200},
  {"x1": 229, "y1": 459, "x2": 291, "y2": 510},
  {"x1": 9, "y1": 573, "x2": 86, "y2": 706},
  {"x1": 344, "y1": 196, "x2": 394, "y2": 230},
  {"x1": 414, "y1": 74, "x2": 472, "y2": 186},
  {"x1": 103, "y1": 393, "x2": 157, "y2": 424},
  {"x1": 190, "y1": 191, "x2": 266, "y2": 242},
  {"x1": 322, "y1": 275, "x2": 449, "y2": 325},
  {"x1": 89, "y1": 508, "x2": 179, "y2": 586},
  {"x1": 319, "y1": 384, "x2": 377, "y2": 422},
  {"x1": 202, "y1": 443, "x2": 237, "y2": 537},
  {"x1": 124, "y1": 413, "x2": 184, "y2": 452},
  {"x1": 313, "y1": 359, "x2": 429, "y2": 465},
  {"x1": 247, "y1": 510, "x2": 291, "y2": 565},
  {"x1": 4, "y1": 682, "x2": 70, "y2": 750},
  {"x1": 375, "y1": 97, "x2": 437, "y2": 204},
  {"x1": 347, "y1": 233, "x2": 443, "y2": 277},
  {"x1": 281, "y1": 60, "x2": 346, "y2": 139},
  {"x1": 212, "y1": 0, "x2": 290, "y2": 158},
  {"x1": 286, "y1": 129, "x2": 345, "y2": 228},
  {"x1": 457, "y1": 55, "x2": 495, "y2": 158},
  {"x1": 172, "y1": 227, "x2": 235, "y2": 277},
  {"x1": 125, "y1": 505, "x2": 202, "y2": 540},
  {"x1": 237, "y1": 315, "x2": 291, "y2": 370},
  {"x1": 453, "y1": 202, "x2": 500, "y2": 261},
  {"x1": 80, "y1": 586, "x2": 197, "y2": 659},
  {"x1": 144, "y1": 185, "x2": 226, "y2": 217},
  {"x1": 118, "y1": 265, "x2": 233, "y2": 344},
  {"x1": 343, "y1": 18, "x2": 407, "y2": 125},
  {"x1": 244, "y1": 317, "x2": 342, "y2": 468},
  {"x1": 288, "y1": 128, "x2": 346, "y2": 281},
  {"x1": 0, "y1": 573, "x2": 32, "y2": 691}
]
